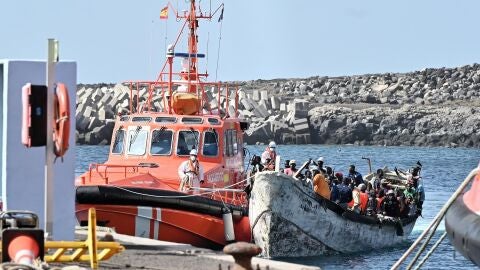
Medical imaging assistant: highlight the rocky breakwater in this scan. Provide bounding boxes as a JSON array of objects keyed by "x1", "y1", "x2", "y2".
[
  {"x1": 75, "y1": 63, "x2": 480, "y2": 147},
  {"x1": 238, "y1": 63, "x2": 480, "y2": 147}
]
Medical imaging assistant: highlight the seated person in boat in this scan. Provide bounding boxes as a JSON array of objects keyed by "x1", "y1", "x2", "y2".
[
  {"x1": 330, "y1": 177, "x2": 340, "y2": 202},
  {"x1": 336, "y1": 175, "x2": 353, "y2": 208},
  {"x1": 312, "y1": 157, "x2": 327, "y2": 174},
  {"x1": 380, "y1": 190, "x2": 400, "y2": 217},
  {"x1": 348, "y1": 183, "x2": 368, "y2": 214},
  {"x1": 365, "y1": 191, "x2": 378, "y2": 216},
  {"x1": 347, "y1": 164, "x2": 364, "y2": 187},
  {"x1": 396, "y1": 189, "x2": 409, "y2": 218},
  {"x1": 369, "y1": 169, "x2": 384, "y2": 191},
  {"x1": 282, "y1": 160, "x2": 290, "y2": 173},
  {"x1": 304, "y1": 170, "x2": 313, "y2": 189},
  {"x1": 261, "y1": 141, "x2": 277, "y2": 171},
  {"x1": 178, "y1": 149, "x2": 204, "y2": 194},
  {"x1": 325, "y1": 166, "x2": 336, "y2": 187},
  {"x1": 284, "y1": 160, "x2": 298, "y2": 176},
  {"x1": 312, "y1": 165, "x2": 330, "y2": 199}
]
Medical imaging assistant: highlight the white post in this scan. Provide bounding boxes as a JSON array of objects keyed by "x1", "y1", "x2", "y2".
[
  {"x1": 275, "y1": 155, "x2": 281, "y2": 172},
  {"x1": 45, "y1": 39, "x2": 58, "y2": 238}
]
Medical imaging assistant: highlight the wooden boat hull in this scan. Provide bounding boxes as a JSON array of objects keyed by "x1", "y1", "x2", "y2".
[
  {"x1": 76, "y1": 186, "x2": 251, "y2": 249},
  {"x1": 249, "y1": 171, "x2": 417, "y2": 258},
  {"x1": 445, "y1": 196, "x2": 480, "y2": 267}
]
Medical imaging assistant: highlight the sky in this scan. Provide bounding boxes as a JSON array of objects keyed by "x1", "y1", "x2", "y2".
[{"x1": 1, "y1": 1, "x2": 480, "y2": 83}]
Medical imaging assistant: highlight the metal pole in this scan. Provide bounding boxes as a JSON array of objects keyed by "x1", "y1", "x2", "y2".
[{"x1": 45, "y1": 39, "x2": 58, "y2": 238}]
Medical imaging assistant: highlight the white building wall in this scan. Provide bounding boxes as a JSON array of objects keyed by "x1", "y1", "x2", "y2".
[{"x1": 0, "y1": 60, "x2": 76, "y2": 240}]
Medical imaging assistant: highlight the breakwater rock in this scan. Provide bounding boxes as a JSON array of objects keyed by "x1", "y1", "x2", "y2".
[{"x1": 75, "y1": 63, "x2": 480, "y2": 147}]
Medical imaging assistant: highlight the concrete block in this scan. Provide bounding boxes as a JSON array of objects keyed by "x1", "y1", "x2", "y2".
[
  {"x1": 76, "y1": 116, "x2": 90, "y2": 131},
  {"x1": 271, "y1": 96, "x2": 280, "y2": 110},
  {"x1": 83, "y1": 105, "x2": 93, "y2": 118},
  {"x1": 252, "y1": 90, "x2": 260, "y2": 101},
  {"x1": 260, "y1": 90, "x2": 268, "y2": 100},
  {"x1": 87, "y1": 117, "x2": 102, "y2": 130}
]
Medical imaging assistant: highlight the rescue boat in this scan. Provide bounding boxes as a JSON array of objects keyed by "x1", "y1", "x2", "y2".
[
  {"x1": 75, "y1": 0, "x2": 252, "y2": 249},
  {"x1": 445, "y1": 165, "x2": 480, "y2": 266}
]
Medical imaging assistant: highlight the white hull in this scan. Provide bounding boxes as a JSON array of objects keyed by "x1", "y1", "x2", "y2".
[{"x1": 249, "y1": 171, "x2": 417, "y2": 258}]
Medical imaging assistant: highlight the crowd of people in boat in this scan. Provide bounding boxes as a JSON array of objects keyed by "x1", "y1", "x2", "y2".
[{"x1": 249, "y1": 141, "x2": 425, "y2": 219}]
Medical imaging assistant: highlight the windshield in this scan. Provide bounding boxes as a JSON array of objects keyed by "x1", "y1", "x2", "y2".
[
  {"x1": 151, "y1": 129, "x2": 173, "y2": 155},
  {"x1": 177, "y1": 130, "x2": 199, "y2": 155},
  {"x1": 127, "y1": 128, "x2": 148, "y2": 155}
]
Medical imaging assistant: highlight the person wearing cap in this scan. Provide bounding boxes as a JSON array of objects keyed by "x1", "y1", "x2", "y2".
[
  {"x1": 314, "y1": 157, "x2": 327, "y2": 174},
  {"x1": 261, "y1": 141, "x2": 277, "y2": 171},
  {"x1": 312, "y1": 165, "x2": 331, "y2": 199},
  {"x1": 380, "y1": 189, "x2": 400, "y2": 217},
  {"x1": 347, "y1": 164, "x2": 364, "y2": 187},
  {"x1": 178, "y1": 149, "x2": 204, "y2": 194},
  {"x1": 284, "y1": 160, "x2": 298, "y2": 176}
]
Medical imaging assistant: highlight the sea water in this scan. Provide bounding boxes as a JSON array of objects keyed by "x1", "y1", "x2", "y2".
[{"x1": 76, "y1": 145, "x2": 480, "y2": 269}]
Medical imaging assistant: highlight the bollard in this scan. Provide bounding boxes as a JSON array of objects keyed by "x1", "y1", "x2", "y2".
[{"x1": 223, "y1": 242, "x2": 262, "y2": 270}]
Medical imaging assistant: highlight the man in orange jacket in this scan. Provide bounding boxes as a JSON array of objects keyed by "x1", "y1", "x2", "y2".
[{"x1": 312, "y1": 166, "x2": 331, "y2": 199}]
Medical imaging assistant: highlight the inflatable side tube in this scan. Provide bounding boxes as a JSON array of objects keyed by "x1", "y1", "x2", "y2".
[{"x1": 76, "y1": 185, "x2": 248, "y2": 218}]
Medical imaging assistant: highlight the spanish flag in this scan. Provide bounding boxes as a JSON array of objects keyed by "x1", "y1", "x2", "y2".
[{"x1": 160, "y1": 6, "x2": 168, "y2": 19}]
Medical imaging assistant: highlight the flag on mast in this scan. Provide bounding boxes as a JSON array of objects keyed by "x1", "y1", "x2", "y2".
[
  {"x1": 218, "y1": 7, "x2": 224, "y2": 22},
  {"x1": 160, "y1": 6, "x2": 168, "y2": 19}
]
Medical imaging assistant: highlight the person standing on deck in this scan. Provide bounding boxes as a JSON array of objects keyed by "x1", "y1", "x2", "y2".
[
  {"x1": 348, "y1": 164, "x2": 364, "y2": 187},
  {"x1": 178, "y1": 149, "x2": 204, "y2": 194},
  {"x1": 261, "y1": 141, "x2": 277, "y2": 171},
  {"x1": 284, "y1": 160, "x2": 298, "y2": 176}
]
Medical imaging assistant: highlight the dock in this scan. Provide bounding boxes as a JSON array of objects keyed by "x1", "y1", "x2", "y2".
[{"x1": 68, "y1": 228, "x2": 320, "y2": 270}]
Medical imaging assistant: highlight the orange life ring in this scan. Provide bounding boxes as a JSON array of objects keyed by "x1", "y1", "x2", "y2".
[{"x1": 53, "y1": 83, "x2": 70, "y2": 157}]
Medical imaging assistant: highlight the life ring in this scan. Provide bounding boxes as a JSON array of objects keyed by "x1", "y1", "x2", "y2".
[{"x1": 53, "y1": 83, "x2": 70, "y2": 157}]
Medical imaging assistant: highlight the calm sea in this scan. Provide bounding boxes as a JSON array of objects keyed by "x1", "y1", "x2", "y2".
[{"x1": 76, "y1": 144, "x2": 480, "y2": 269}]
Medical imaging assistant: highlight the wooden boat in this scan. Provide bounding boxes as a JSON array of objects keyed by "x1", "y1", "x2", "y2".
[
  {"x1": 249, "y1": 171, "x2": 419, "y2": 258},
  {"x1": 445, "y1": 165, "x2": 480, "y2": 266},
  {"x1": 75, "y1": 0, "x2": 252, "y2": 249}
]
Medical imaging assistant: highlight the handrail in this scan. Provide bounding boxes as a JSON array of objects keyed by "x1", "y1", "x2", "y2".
[
  {"x1": 87, "y1": 163, "x2": 146, "y2": 184},
  {"x1": 391, "y1": 167, "x2": 479, "y2": 270}
]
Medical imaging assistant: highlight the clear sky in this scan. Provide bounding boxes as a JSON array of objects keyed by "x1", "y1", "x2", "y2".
[{"x1": 1, "y1": 1, "x2": 479, "y2": 83}]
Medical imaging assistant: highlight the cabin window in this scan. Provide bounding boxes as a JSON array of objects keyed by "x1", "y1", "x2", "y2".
[
  {"x1": 181, "y1": 117, "x2": 203, "y2": 124},
  {"x1": 132, "y1": 116, "x2": 152, "y2": 122},
  {"x1": 119, "y1": 116, "x2": 129, "y2": 122},
  {"x1": 150, "y1": 129, "x2": 173, "y2": 155},
  {"x1": 177, "y1": 130, "x2": 199, "y2": 156},
  {"x1": 203, "y1": 130, "x2": 219, "y2": 156},
  {"x1": 155, "y1": 116, "x2": 177, "y2": 123},
  {"x1": 112, "y1": 129, "x2": 125, "y2": 154},
  {"x1": 127, "y1": 127, "x2": 148, "y2": 156},
  {"x1": 208, "y1": 118, "x2": 220, "y2": 125},
  {"x1": 224, "y1": 129, "x2": 237, "y2": 157}
]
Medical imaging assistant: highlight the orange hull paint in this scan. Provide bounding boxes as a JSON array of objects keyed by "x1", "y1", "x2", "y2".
[{"x1": 76, "y1": 204, "x2": 251, "y2": 249}]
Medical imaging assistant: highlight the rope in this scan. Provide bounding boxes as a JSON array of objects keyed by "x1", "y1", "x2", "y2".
[
  {"x1": 413, "y1": 232, "x2": 447, "y2": 270},
  {"x1": 391, "y1": 167, "x2": 479, "y2": 270},
  {"x1": 110, "y1": 175, "x2": 254, "y2": 199}
]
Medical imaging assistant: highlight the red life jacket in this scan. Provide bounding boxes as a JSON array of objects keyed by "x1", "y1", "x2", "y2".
[{"x1": 360, "y1": 192, "x2": 369, "y2": 213}]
